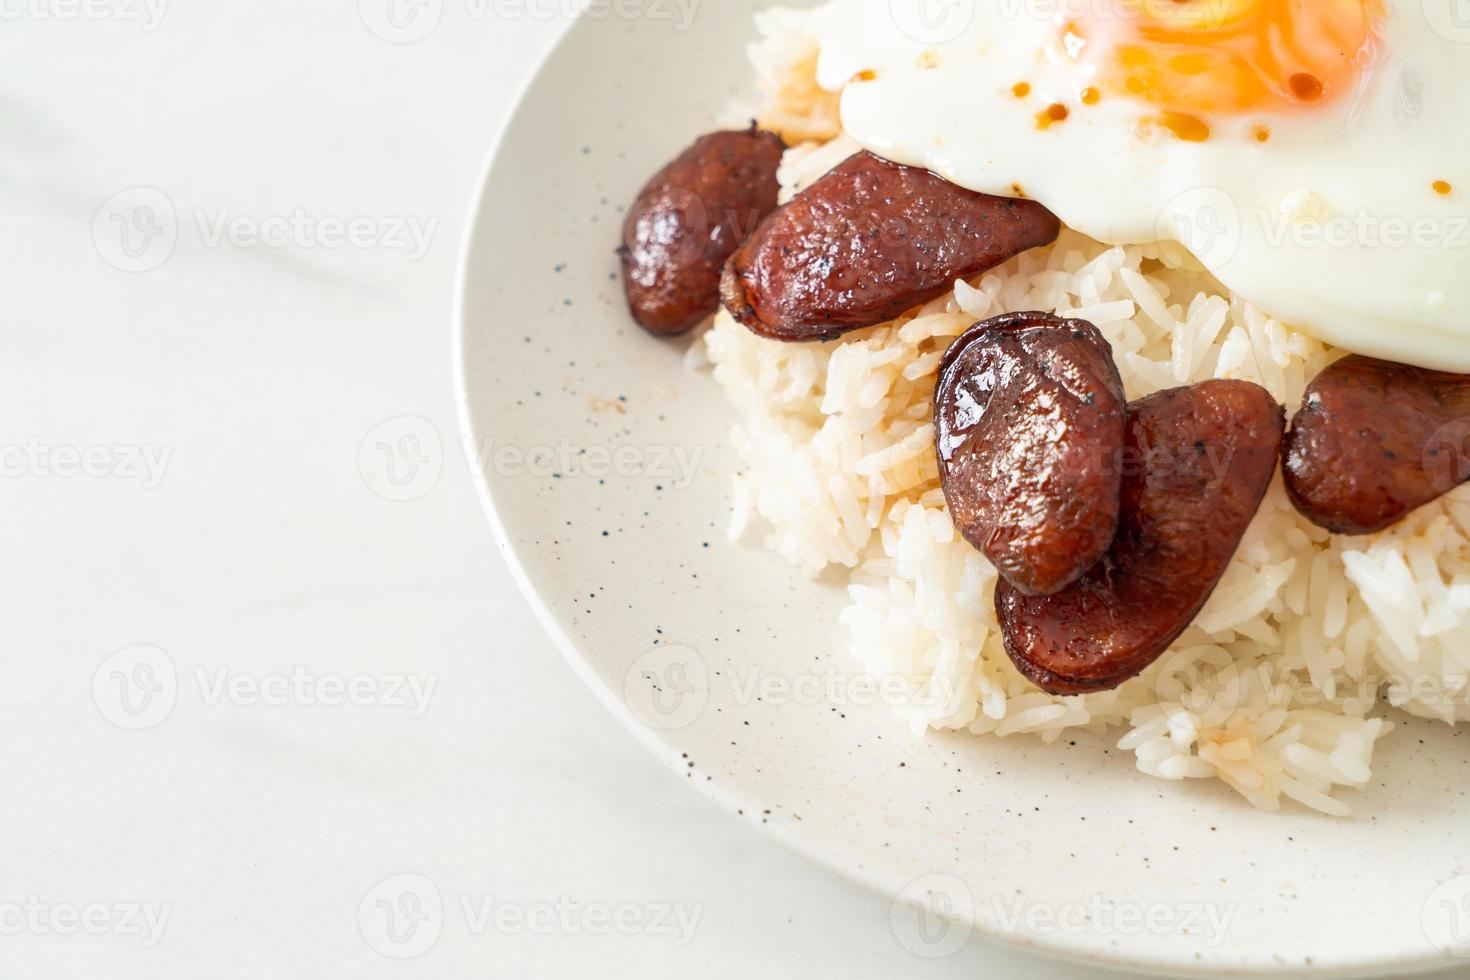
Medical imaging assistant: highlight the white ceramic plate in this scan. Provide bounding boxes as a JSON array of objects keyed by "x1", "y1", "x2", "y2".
[{"x1": 455, "y1": 5, "x2": 1470, "y2": 974}]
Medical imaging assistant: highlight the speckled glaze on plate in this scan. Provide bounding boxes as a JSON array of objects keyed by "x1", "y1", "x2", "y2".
[{"x1": 454, "y1": 5, "x2": 1470, "y2": 975}]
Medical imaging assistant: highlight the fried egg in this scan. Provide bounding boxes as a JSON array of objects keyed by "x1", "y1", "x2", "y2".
[{"x1": 807, "y1": 0, "x2": 1470, "y2": 370}]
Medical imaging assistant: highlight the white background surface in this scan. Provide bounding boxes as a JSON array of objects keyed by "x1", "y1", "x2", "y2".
[{"x1": 0, "y1": 2, "x2": 1184, "y2": 976}]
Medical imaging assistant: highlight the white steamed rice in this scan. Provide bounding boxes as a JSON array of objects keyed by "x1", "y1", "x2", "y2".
[{"x1": 697, "y1": 9, "x2": 1470, "y2": 815}]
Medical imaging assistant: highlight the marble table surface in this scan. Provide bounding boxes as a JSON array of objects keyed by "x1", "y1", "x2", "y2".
[{"x1": 0, "y1": 2, "x2": 1144, "y2": 976}]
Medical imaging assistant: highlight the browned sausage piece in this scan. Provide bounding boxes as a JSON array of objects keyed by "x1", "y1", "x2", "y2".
[
  {"x1": 996, "y1": 381, "x2": 1285, "y2": 695},
  {"x1": 721, "y1": 152, "x2": 1061, "y2": 342},
  {"x1": 935, "y1": 312, "x2": 1126, "y2": 597},
  {"x1": 620, "y1": 127, "x2": 785, "y2": 337},
  {"x1": 1282, "y1": 355, "x2": 1470, "y2": 535}
]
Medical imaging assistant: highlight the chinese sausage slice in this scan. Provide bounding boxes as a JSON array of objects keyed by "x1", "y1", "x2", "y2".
[
  {"x1": 1283, "y1": 354, "x2": 1470, "y2": 535},
  {"x1": 621, "y1": 127, "x2": 786, "y2": 337},
  {"x1": 996, "y1": 381, "x2": 1285, "y2": 695},
  {"x1": 722, "y1": 152, "x2": 1060, "y2": 342},
  {"x1": 935, "y1": 312, "x2": 1127, "y2": 598}
]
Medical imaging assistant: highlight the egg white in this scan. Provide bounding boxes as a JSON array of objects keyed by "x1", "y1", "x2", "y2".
[{"x1": 807, "y1": 0, "x2": 1470, "y2": 370}]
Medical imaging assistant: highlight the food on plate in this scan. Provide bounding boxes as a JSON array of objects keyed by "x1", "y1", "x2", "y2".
[
  {"x1": 720, "y1": 151, "x2": 1060, "y2": 341},
  {"x1": 620, "y1": 127, "x2": 785, "y2": 336},
  {"x1": 934, "y1": 312, "x2": 1126, "y2": 597},
  {"x1": 1283, "y1": 355, "x2": 1470, "y2": 534},
  {"x1": 803, "y1": 0, "x2": 1470, "y2": 371},
  {"x1": 616, "y1": 2, "x2": 1470, "y2": 813},
  {"x1": 998, "y1": 381, "x2": 1285, "y2": 694}
]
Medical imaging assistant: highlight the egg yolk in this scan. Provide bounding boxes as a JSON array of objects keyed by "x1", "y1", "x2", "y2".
[{"x1": 1065, "y1": 0, "x2": 1382, "y2": 117}]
